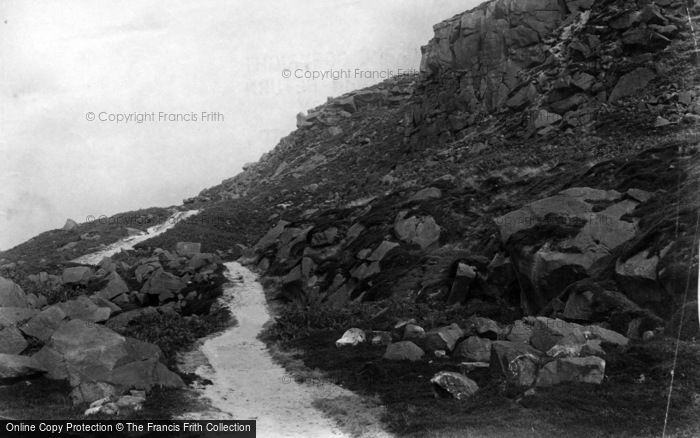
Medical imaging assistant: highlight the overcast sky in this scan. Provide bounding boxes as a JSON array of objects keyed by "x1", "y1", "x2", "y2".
[{"x1": 0, "y1": 0, "x2": 476, "y2": 250}]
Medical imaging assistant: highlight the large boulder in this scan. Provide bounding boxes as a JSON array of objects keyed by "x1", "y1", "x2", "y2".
[
  {"x1": 366, "y1": 241, "x2": 399, "y2": 262},
  {"x1": 310, "y1": 227, "x2": 339, "y2": 247},
  {"x1": 421, "y1": 323, "x2": 464, "y2": 352},
  {"x1": 62, "y1": 219, "x2": 79, "y2": 230},
  {"x1": 135, "y1": 262, "x2": 161, "y2": 283},
  {"x1": 383, "y1": 341, "x2": 425, "y2": 361},
  {"x1": 394, "y1": 212, "x2": 441, "y2": 250},
  {"x1": 20, "y1": 306, "x2": 66, "y2": 341},
  {"x1": 528, "y1": 317, "x2": 628, "y2": 353},
  {"x1": 552, "y1": 280, "x2": 636, "y2": 321},
  {"x1": 0, "y1": 277, "x2": 28, "y2": 308},
  {"x1": 495, "y1": 188, "x2": 640, "y2": 312},
  {"x1": 609, "y1": 67, "x2": 656, "y2": 103},
  {"x1": 140, "y1": 269, "x2": 185, "y2": 303},
  {"x1": 61, "y1": 267, "x2": 94, "y2": 285},
  {"x1": 465, "y1": 316, "x2": 501, "y2": 340},
  {"x1": 105, "y1": 307, "x2": 158, "y2": 332},
  {"x1": 454, "y1": 336, "x2": 492, "y2": 362},
  {"x1": 490, "y1": 340, "x2": 542, "y2": 387},
  {"x1": 97, "y1": 272, "x2": 129, "y2": 300},
  {"x1": 254, "y1": 220, "x2": 290, "y2": 252},
  {"x1": 536, "y1": 356, "x2": 605, "y2": 386},
  {"x1": 506, "y1": 320, "x2": 534, "y2": 344},
  {"x1": 56, "y1": 296, "x2": 111, "y2": 323},
  {"x1": 0, "y1": 326, "x2": 28, "y2": 354},
  {"x1": 430, "y1": 371, "x2": 479, "y2": 400},
  {"x1": 335, "y1": 328, "x2": 366, "y2": 347},
  {"x1": 33, "y1": 320, "x2": 183, "y2": 404},
  {"x1": 528, "y1": 317, "x2": 583, "y2": 352},
  {"x1": 615, "y1": 251, "x2": 666, "y2": 307},
  {"x1": 0, "y1": 307, "x2": 38, "y2": 328},
  {"x1": 0, "y1": 353, "x2": 47, "y2": 380}
]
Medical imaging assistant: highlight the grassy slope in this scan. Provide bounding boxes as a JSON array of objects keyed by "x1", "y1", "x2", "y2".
[
  {"x1": 279, "y1": 331, "x2": 700, "y2": 438},
  {"x1": 0, "y1": 206, "x2": 172, "y2": 274}
]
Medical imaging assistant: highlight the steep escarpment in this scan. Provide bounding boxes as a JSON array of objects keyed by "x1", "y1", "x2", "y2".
[
  {"x1": 0, "y1": 0, "x2": 698, "y2": 433},
  {"x1": 176, "y1": 0, "x2": 700, "y2": 332}
]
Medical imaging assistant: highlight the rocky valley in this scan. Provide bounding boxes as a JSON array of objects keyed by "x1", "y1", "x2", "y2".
[{"x1": 1, "y1": 0, "x2": 699, "y2": 436}]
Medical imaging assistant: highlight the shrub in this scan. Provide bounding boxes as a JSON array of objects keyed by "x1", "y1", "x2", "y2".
[{"x1": 119, "y1": 307, "x2": 232, "y2": 365}]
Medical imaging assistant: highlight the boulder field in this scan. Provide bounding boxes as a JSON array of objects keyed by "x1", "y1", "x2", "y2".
[{"x1": 0, "y1": 240, "x2": 225, "y2": 408}]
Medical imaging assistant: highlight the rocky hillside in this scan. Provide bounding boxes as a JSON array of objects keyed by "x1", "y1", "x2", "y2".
[
  {"x1": 0, "y1": 0, "x2": 698, "y2": 432},
  {"x1": 178, "y1": 0, "x2": 699, "y2": 330}
]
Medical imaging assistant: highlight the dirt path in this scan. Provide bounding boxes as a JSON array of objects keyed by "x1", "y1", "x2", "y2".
[
  {"x1": 178, "y1": 262, "x2": 391, "y2": 438},
  {"x1": 71, "y1": 209, "x2": 199, "y2": 265}
]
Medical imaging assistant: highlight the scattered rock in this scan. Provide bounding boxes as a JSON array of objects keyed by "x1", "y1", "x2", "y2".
[
  {"x1": 410, "y1": 187, "x2": 442, "y2": 202},
  {"x1": 454, "y1": 336, "x2": 492, "y2": 362},
  {"x1": 615, "y1": 250, "x2": 665, "y2": 306},
  {"x1": 20, "y1": 306, "x2": 66, "y2": 342},
  {"x1": 506, "y1": 320, "x2": 534, "y2": 344},
  {"x1": 369, "y1": 331, "x2": 393, "y2": 346},
  {"x1": 141, "y1": 270, "x2": 185, "y2": 303},
  {"x1": 403, "y1": 323, "x2": 425, "y2": 341},
  {"x1": 0, "y1": 277, "x2": 28, "y2": 308},
  {"x1": 62, "y1": 219, "x2": 79, "y2": 230},
  {"x1": 175, "y1": 242, "x2": 201, "y2": 257},
  {"x1": 367, "y1": 241, "x2": 399, "y2": 262},
  {"x1": 383, "y1": 341, "x2": 425, "y2": 361},
  {"x1": 490, "y1": 341, "x2": 542, "y2": 387},
  {"x1": 467, "y1": 316, "x2": 501, "y2": 340},
  {"x1": 0, "y1": 326, "x2": 28, "y2": 354},
  {"x1": 536, "y1": 356, "x2": 605, "y2": 386},
  {"x1": 609, "y1": 68, "x2": 655, "y2": 103},
  {"x1": 0, "y1": 307, "x2": 39, "y2": 328},
  {"x1": 335, "y1": 328, "x2": 366, "y2": 347},
  {"x1": 61, "y1": 267, "x2": 94, "y2": 285},
  {"x1": 431, "y1": 371, "x2": 479, "y2": 400},
  {"x1": 97, "y1": 272, "x2": 130, "y2": 300},
  {"x1": 654, "y1": 116, "x2": 671, "y2": 127},
  {"x1": 56, "y1": 296, "x2": 111, "y2": 323},
  {"x1": 394, "y1": 213, "x2": 441, "y2": 249},
  {"x1": 0, "y1": 353, "x2": 47, "y2": 380},
  {"x1": 422, "y1": 323, "x2": 464, "y2": 352}
]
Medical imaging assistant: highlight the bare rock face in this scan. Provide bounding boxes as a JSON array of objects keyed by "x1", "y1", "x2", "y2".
[
  {"x1": 420, "y1": 0, "x2": 590, "y2": 112},
  {"x1": 33, "y1": 320, "x2": 183, "y2": 405},
  {"x1": 0, "y1": 277, "x2": 28, "y2": 308},
  {"x1": 494, "y1": 187, "x2": 640, "y2": 312}
]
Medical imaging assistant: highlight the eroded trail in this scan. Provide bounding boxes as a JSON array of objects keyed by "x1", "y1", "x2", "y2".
[
  {"x1": 179, "y1": 262, "x2": 390, "y2": 438},
  {"x1": 71, "y1": 210, "x2": 200, "y2": 265}
]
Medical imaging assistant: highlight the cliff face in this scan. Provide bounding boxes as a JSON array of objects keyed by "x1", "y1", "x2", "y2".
[
  {"x1": 419, "y1": 0, "x2": 585, "y2": 111},
  {"x1": 407, "y1": 0, "x2": 688, "y2": 148}
]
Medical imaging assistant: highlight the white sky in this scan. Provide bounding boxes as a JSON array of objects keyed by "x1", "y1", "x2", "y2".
[{"x1": 0, "y1": 0, "x2": 477, "y2": 250}]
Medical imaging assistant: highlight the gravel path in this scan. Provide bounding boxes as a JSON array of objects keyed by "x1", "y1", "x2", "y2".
[
  {"x1": 71, "y1": 209, "x2": 199, "y2": 264},
  {"x1": 179, "y1": 262, "x2": 391, "y2": 438}
]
